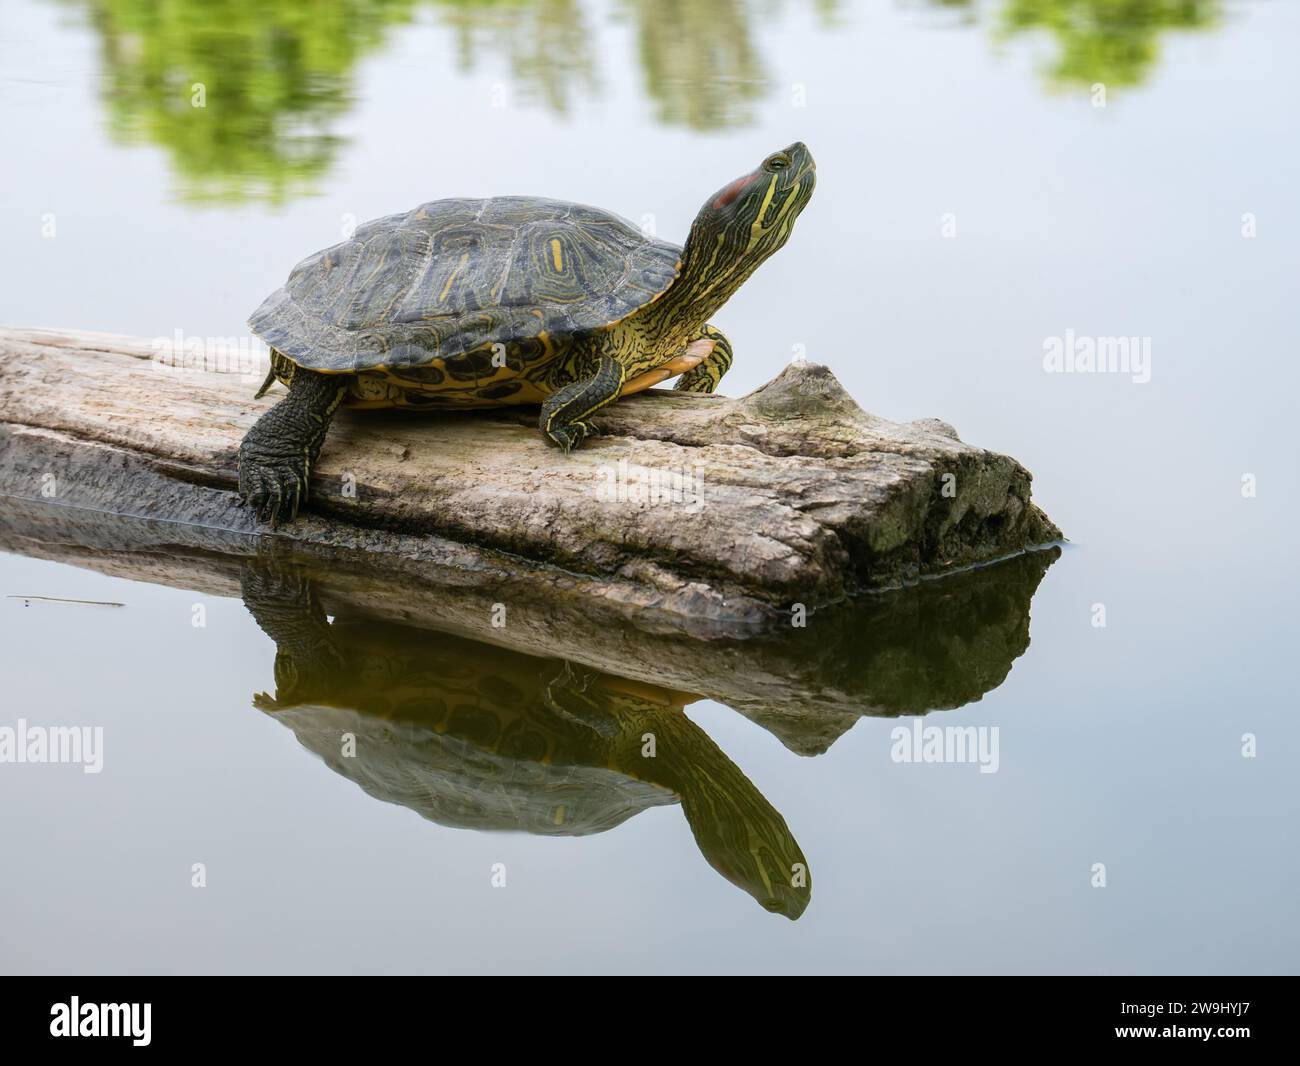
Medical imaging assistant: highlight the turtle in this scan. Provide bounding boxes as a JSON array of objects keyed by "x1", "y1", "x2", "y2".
[
  {"x1": 240, "y1": 561, "x2": 812, "y2": 918},
  {"x1": 237, "y1": 141, "x2": 816, "y2": 523}
]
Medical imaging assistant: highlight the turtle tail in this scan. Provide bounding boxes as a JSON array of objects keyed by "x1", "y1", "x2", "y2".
[{"x1": 254, "y1": 362, "x2": 278, "y2": 399}]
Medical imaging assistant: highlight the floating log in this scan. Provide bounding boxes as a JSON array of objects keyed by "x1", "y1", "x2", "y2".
[{"x1": 0, "y1": 327, "x2": 1060, "y2": 625}]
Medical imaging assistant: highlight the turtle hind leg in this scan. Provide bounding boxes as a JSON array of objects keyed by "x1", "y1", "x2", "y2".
[
  {"x1": 539, "y1": 352, "x2": 625, "y2": 453},
  {"x1": 674, "y1": 325, "x2": 733, "y2": 394},
  {"x1": 238, "y1": 366, "x2": 348, "y2": 526}
]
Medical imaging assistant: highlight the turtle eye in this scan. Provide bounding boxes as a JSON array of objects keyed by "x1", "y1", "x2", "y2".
[{"x1": 766, "y1": 154, "x2": 791, "y2": 171}]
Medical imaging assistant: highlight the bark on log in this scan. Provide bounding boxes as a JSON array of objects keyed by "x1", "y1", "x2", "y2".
[{"x1": 0, "y1": 327, "x2": 1060, "y2": 625}]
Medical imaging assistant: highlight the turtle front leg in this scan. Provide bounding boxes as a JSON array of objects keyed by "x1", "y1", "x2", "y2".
[
  {"x1": 674, "y1": 325, "x2": 733, "y2": 394},
  {"x1": 539, "y1": 352, "x2": 625, "y2": 453},
  {"x1": 240, "y1": 559, "x2": 345, "y2": 709},
  {"x1": 238, "y1": 367, "x2": 348, "y2": 526}
]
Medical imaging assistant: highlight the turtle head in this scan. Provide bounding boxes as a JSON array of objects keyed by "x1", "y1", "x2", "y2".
[
  {"x1": 685, "y1": 801, "x2": 813, "y2": 920},
  {"x1": 625, "y1": 706, "x2": 813, "y2": 919},
  {"x1": 679, "y1": 142, "x2": 815, "y2": 302}
]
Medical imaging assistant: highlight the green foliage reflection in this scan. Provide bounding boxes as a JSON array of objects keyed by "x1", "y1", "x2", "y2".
[
  {"x1": 69, "y1": 0, "x2": 420, "y2": 203},
  {"x1": 62, "y1": 0, "x2": 1225, "y2": 204}
]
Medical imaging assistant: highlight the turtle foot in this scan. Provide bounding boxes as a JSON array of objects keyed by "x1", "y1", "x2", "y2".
[
  {"x1": 238, "y1": 450, "x2": 309, "y2": 526},
  {"x1": 544, "y1": 420, "x2": 596, "y2": 454}
]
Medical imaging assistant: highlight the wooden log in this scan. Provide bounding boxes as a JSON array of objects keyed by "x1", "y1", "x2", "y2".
[{"x1": 0, "y1": 326, "x2": 1060, "y2": 624}]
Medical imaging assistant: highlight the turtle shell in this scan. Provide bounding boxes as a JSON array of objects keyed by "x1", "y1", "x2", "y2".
[
  {"x1": 252, "y1": 615, "x2": 809, "y2": 917},
  {"x1": 273, "y1": 703, "x2": 676, "y2": 837},
  {"x1": 248, "y1": 196, "x2": 682, "y2": 373},
  {"x1": 260, "y1": 619, "x2": 679, "y2": 837}
]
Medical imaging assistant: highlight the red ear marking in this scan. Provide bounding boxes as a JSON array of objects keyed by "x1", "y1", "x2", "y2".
[{"x1": 714, "y1": 174, "x2": 756, "y2": 209}]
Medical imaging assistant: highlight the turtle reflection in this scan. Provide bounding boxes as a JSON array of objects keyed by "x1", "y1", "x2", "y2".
[{"x1": 241, "y1": 565, "x2": 811, "y2": 918}]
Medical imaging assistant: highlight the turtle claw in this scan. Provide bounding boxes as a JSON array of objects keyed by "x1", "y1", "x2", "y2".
[
  {"x1": 546, "y1": 420, "x2": 596, "y2": 454},
  {"x1": 238, "y1": 453, "x2": 309, "y2": 526}
]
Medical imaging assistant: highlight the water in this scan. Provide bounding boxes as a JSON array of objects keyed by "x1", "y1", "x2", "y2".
[{"x1": 1, "y1": 0, "x2": 1297, "y2": 974}]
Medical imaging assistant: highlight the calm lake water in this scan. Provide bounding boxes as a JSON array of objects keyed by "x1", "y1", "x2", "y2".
[{"x1": 1, "y1": 0, "x2": 1297, "y2": 974}]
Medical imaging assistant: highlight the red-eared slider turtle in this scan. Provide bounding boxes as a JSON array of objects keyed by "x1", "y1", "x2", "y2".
[
  {"x1": 238, "y1": 142, "x2": 816, "y2": 523},
  {"x1": 241, "y1": 564, "x2": 811, "y2": 918}
]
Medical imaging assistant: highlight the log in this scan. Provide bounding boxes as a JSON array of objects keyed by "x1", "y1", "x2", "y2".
[
  {"x1": 0, "y1": 327, "x2": 1060, "y2": 624},
  {"x1": 0, "y1": 496, "x2": 1060, "y2": 755}
]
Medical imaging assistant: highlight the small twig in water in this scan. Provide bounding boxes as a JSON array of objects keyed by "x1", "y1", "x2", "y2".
[{"x1": 6, "y1": 595, "x2": 125, "y2": 608}]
